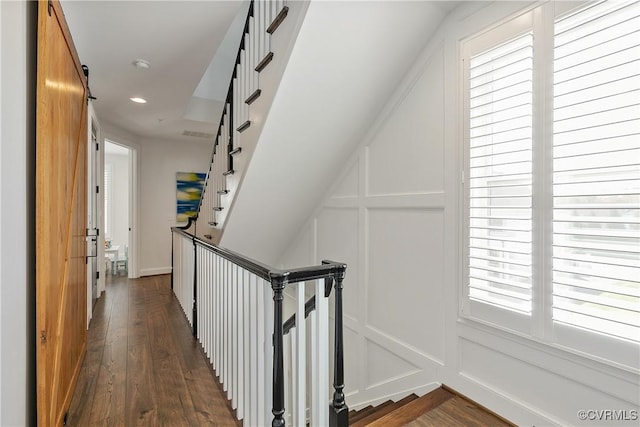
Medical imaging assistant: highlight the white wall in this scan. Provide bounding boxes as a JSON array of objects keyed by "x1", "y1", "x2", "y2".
[
  {"x1": 221, "y1": 0, "x2": 450, "y2": 264},
  {"x1": 101, "y1": 123, "x2": 211, "y2": 277},
  {"x1": 278, "y1": 2, "x2": 639, "y2": 426},
  {"x1": 138, "y1": 136, "x2": 211, "y2": 276},
  {"x1": 0, "y1": 1, "x2": 33, "y2": 424},
  {"x1": 105, "y1": 150, "x2": 130, "y2": 252}
]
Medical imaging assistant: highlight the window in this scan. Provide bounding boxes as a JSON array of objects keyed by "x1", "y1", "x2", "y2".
[
  {"x1": 468, "y1": 31, "x2": 534, "y2": 316},
  {"x1": 462, "y1": 0, "x2": 639, "y2": 369}
]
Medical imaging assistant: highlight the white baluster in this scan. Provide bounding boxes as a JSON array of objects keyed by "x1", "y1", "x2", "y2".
[
  {"x1": 210, "y1": 255, "x2": 215, "y2": 361},
  {"x1": 248, "y1": 17, "x2": 255, "y2": 96},
  {"x1": 284, "y1": 331, "x2": 292, "y2": 426},
  {"x1": 215, "y1": 254, "x2": 221, "y2": 372},
  {"x1": 256, "y1": 279, "x2": 266, "y2": 425},
  {"x1": 231, "y1": 264, "x2": 238, "y2": 410},
  {"x1": 242, "y1": 269, "x2": 250, "y2": 422},
  {"x1": 198, "y1": 247, "x2": 203, "y2": 348},
  {"x1": 271, "y1": 0, "x2": 277, "y2": 25},
  {"x1": 199, "y1": 247, "x2": 204, "y2": 352},
  {"x1": 312, "y1": 280, "x2": 330, "y2": 425},
  {"x1": 196, "y1": 246, "x2": 202, "y2": 345},
  {"x1": 182, "y1": 237, "x2": 192, "y2": 324},
  {"x1": 222, "y1": 259, "x2": 228, "y2": 392},
  {"x1": 294, "y1": 282, "x2": 306, "y2": 426},
  {"x1": 259, "y1": 0, "x2": 266, "y2": 61},
  {"x1": 252, "y1": 14, "x2": 259, "y2": 95},
  {"x1": 240, "y1": 50, "x2": 246, "y2": 124},
  {"x1": 227, "y1": 259, "x2": 233, "y2": 400},
  {"x1": 218, "y1": 256, "x2": 224, "y2": 381},
  {"x1": 233, "y1": 73, "x2": 238, "y2": 132},
  {"x1": 291, "y1": 327, "x2": 298, "y2": 424},
  {"x1": 264, "y1": 284, "x2": 274, "y2": 424},
  {"x1": 175, "y1": 236, "x2": 178, "y2": 306},
  {"x1": 205, "y1": 250, "x2": 211, "y2": 360},
  {"x1": 243, "y1": 43, "x2": 249, "y2": 119},
  {"x1": 249, "y1": 273, "x2": 258, "y2": 426}
]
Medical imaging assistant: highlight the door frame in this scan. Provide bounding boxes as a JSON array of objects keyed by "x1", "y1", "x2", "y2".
[
  {"x1": 86, "y1": 101, "x2": 101, "y2": 325},
  {"x1": 103, "y1": 134, "x2": 139, "y2": 279}
]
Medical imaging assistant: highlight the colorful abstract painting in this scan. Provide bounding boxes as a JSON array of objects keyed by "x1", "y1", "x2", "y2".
[{"x1": 176, "y1": 172, "x2": 206, "y2": 222}]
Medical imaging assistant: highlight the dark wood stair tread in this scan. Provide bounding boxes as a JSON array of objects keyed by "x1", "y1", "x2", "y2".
[
  {"x1": 349, "y1": 404, "x2": 374, "y2": 423},
  {"x1": 236, "y1": 120, "x2": 251, "y2": 133},
  {"x1": 350, "y1": 394, "x2": 418, "y2": 427},
  {"x1": 267, "y1": 6, "x2": 289, "y2": 34},
  {"x1": 255, "y1": 52, "x2": 273, "y2": 72},
  {"x1": 245, "y1": 89, "x2": 261, "y2": 105},
  {"x1": 367, "y1": 387, "x2": 455, "y2": 427},
  {"x1": 349, "y1": 405, "x2": 374, "y2": 424}
]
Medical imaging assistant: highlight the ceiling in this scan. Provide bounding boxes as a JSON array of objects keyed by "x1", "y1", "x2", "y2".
[{"x1": 61, "y1": 0, "x2": 249, "y2": 144}]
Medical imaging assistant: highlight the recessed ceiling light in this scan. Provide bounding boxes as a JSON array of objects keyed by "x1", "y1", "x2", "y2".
[
  {"x1": 130, "y1": 97, "x2": 147, "y2": 104},
  {"x1": 132, "y1": 59, "x2": 151, "y2": 69}
]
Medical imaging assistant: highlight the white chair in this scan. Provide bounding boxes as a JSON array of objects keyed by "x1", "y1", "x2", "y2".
[
  {"x1": 113, "y1": 245, "x2": 128, "y2": 276},
  {"x1": 105, "y1": 254, "x2": 115, "y2": 274}
]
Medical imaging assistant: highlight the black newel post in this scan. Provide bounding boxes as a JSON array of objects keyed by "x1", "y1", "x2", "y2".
[
  {"x1": 330, "y1": 268, "x2": 349, "y2": 427},
  {"x1": 271, "y1": 275, "x2": 286, "y2": 427},
  {"x1": 192, "y1": 237, "x2": 198, "y2": 337}
]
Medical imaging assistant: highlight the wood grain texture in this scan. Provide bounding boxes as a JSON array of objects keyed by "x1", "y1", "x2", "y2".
[
  {"x1": 405, "y1": 396, "x2": 514, "y2": 427},
  {"x1": 350, "y1": 394, "x2": 418, "y2": 427},
  {"x1": 350, "y1": 387, "x2": 513, "y2": 427},
  {"x1": 66, "y1": 275, "x2": 239, "y2": 426},
  {"x1": 36, "y1": 0, "x2": 88, "y2": 425},
  {"x1": 367, "y1": 388, "x2": 454, "y2": 427}
]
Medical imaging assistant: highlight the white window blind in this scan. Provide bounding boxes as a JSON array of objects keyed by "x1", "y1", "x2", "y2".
[
  {"x1": 468, "y1": 32, "x2": 534, "y2": 314},
  {"x1": 463, "y1": 1, "x2": 640, "y2": 366},
  {"x1": 552, "y1": 0, "x2": 640, "y2": 343}
]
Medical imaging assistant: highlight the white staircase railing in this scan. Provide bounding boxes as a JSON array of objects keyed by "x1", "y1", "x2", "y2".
[
  {"x1": 171, "y1": 228, "x2": 349, "y2": 426},
  {"x1": 283, "y1": 286, "x2": 330, "y2": 426},
  {"x1": 172, "y1": 229, "x2": 194, "y2": 325}
]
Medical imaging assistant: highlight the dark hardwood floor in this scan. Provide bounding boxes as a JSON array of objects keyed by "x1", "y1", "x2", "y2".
[
  {"x1": 66, "y1": 274, "x2": 238, "y2": 426},
  {"x1": 69, "y1": 274, "x2": 511, "y2": 427}
]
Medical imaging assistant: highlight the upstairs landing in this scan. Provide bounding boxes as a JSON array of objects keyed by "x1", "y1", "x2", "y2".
[{"x1": 66, "y1": 275, "x2": 237, "y2": 426}]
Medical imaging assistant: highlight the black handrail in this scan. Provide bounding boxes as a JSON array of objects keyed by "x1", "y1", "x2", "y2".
[
  {"x1": 171, "y1": 227, "x2": 349, "y2": 426},
  {"x1": 281, "y1": 267, "x2": 336, "y2": 335},
  {"x1": 173, "y1": 227, "x2": 346, "y2": 285},
  {"x1": 194, "y1": 0, "x2": 255, "y2": 218},
  {"x1": 174, "y1": 227, "x2": 272, "y2": 280}
]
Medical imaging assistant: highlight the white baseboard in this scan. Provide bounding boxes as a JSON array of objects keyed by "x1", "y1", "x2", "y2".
[{"x1": 139, "y1": 267, "x2": 172, "y2": 276}]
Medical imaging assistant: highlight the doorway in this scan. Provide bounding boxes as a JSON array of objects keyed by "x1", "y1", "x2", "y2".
[
  {"x1": 87, "y1": 107, "x2": 100, "y2": 326},
  {"x1": 104, "y1": 140, "x2": 134, "y2": 280}
]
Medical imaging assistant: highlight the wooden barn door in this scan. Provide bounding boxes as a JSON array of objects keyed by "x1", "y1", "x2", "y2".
[{"x1": 36, "y1": 1, "x2": 88, "y2": 425}]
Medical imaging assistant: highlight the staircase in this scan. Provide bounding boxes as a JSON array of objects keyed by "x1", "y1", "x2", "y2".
[
  {"x1": 349, "y1": 387, "x2": 513, "y2": 427},
  {"x1": 189, "y1": 0, "x2": 307, "y2": 245}
]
